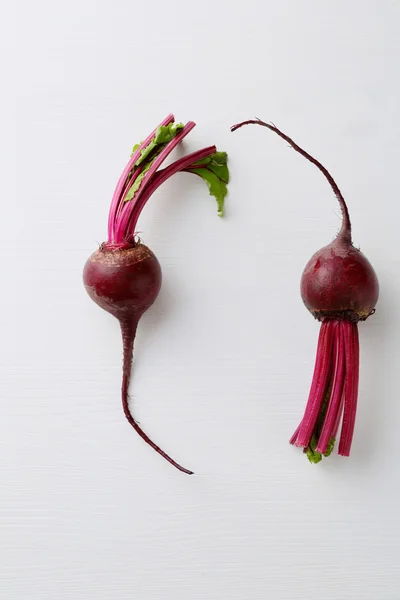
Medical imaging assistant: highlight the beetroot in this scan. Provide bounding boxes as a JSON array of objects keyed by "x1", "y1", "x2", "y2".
[
  {"x1": 231, "y1": 118, "x2": 378, "y2": 462},
  {"x1": 84, "y1": 114, "x2": 229, "y2": 473}
]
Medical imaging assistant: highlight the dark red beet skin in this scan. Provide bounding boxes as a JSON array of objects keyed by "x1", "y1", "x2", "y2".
[
  {"x1": 83, "y1": 244, "x2": 162, "y2": 319},
  {"x1": 301, "y1": 238, "x2": 379, "y2": 322},
  {"x1": 231, "y1": 118, "x2": 379, "y2": 461}
]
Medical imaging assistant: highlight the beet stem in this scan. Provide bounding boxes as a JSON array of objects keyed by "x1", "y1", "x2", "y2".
[
  {"x1": 231, "y1": 119, "x2": 352, "y2": 244},
  {"x1": 338, "y1": 322, "x2": 360, "y2": 456},
  {"x1": 108, "y1": 114, "x2": 175, "y2": 241},
  {"x1": 115, "y1": 122, "x2": 196, "y2": 243},
  {"x1": 289, "y1": 423, "x2": 301, "y2": 445},
  {"x1": 332, "y1": 392, "x2": 345, "y2": 440},
  {"x1": 316, "y1": 322, "x2": 346, "y2": 453},
  {"x1": 296, "y1": 321, "x2": 337, "y2": 447},
  {"x1": 120, "y1": 318, "x2": 194, "y2": 474}
]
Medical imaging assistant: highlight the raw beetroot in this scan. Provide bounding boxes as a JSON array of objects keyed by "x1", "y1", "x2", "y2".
[
  {"x1": 84, "y1": 114, "x2": 229, "y2": 473},
  {"x1": 231, "y1": 118, "x2": 379, "y2": 462}
]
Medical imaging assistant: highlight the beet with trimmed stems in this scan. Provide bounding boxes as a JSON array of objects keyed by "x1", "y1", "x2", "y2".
[
  {"x1": 84, "y1": 114, "x2": 229, "y2": 473},
  {"x1": 231, "y1": 118, "x2": 378, "y2": 463}
]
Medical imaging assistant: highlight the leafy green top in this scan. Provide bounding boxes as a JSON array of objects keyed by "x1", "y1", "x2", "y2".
[
  {"x1": 125, "y1": 128, "x2": 229, "y2": 217},
  {"x1": 185, "y1": 151, "x2": 229, "y2": 217}
]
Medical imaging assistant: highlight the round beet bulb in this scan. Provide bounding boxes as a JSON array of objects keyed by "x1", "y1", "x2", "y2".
[
  {"x1": 231, "y1": 118, "x2": 379, "y2": 462},
  {"x1": 83, "y1": 244, "x2": 162, "y2": 319},
  {"x1": 301, "y1": 238, "x2": 379, "y2": 322},
  {"x1": 83, "y1": 114, "x2": 229, "y2": 473}
]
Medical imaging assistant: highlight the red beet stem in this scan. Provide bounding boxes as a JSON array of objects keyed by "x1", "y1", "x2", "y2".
[
  {"x1": 231, "y1": 119, "x2": 352, "y2": 244},
  {"x1": 338, "y1": 322, "x2": 360, "y2": 456},
  {"x1": 108, "y1": 114, "x2": 175, "y2": 241},
  {"x1": 295, "y1": 321, "x2": 337, "y2": 447},
  {"x1": 316, "y1": 323, "x2": 346, "y2": 453},
  {"x1": 120, "y1": 317, "x2": 194, "y2": 474},
  {"x1": 114, "y1": 122, "x2": 196, "y2": 243},
  {"x1": 289, "y1": 423, "x2": 301, "y2": 445},
  {"x1": 332, "y1": 393, "x2": 345, "y2": 440},
  {"x1": 292, "y1": 320, "x2": 360, "y2": 459}
]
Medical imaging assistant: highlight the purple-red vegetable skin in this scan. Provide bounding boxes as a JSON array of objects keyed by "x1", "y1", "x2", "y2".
[
  {"x1": 231, "y1": 118, "x2": 378, "y2": 463},
  {"x1": 84, "y1": 114, "x2": 229, "y2": 473}
]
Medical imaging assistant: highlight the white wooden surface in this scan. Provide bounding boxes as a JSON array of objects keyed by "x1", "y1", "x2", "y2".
[{"x1": 3, "y1": 1, "x2": 400, "y2": 598}]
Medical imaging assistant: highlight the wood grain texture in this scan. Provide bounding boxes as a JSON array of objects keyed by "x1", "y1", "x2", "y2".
[{"x1": 2, "y1": 0, "x2": 400, "y2": 598}]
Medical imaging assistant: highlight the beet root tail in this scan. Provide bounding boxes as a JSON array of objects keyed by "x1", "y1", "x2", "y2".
[{"x1": 120, "y1": 318, "x2": 193, "y2": 475}]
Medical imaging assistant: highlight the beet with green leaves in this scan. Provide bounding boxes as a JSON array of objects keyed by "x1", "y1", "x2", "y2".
[
  {"x1": 84, "y1": 114, "x2": 229, "y2": 473},
  {"x1": 231, "y1": 118, "x2": 378, "y2": 463}
]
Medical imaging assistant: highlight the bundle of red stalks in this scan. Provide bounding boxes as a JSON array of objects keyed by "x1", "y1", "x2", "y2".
[
  {"x1": 232, "y1": 118, "x2": 379, "y2": 463},
  {"x1": 83, "y1": 114, "x2": 229, "y2": 474}
]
